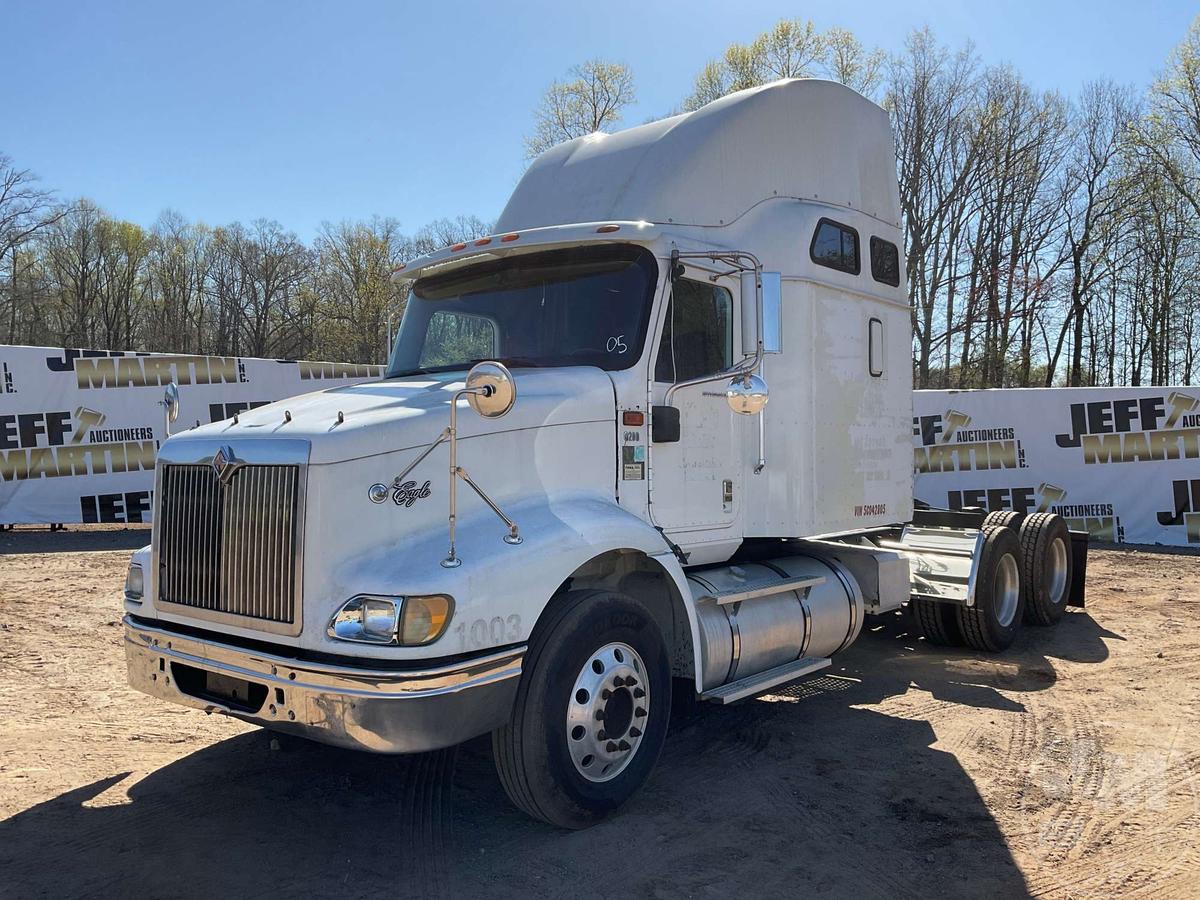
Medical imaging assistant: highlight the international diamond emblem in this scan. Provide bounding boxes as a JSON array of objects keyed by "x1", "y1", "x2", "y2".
[{"x1": 211, "y1": 445, "x2": 241, "y2": 486}]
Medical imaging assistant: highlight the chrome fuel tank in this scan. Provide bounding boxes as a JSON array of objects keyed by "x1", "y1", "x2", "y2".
[{"x1": 687, "y1": 555, "x2": 863, "y2": 691}]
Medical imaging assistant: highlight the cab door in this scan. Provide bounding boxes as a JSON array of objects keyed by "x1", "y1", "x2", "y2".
[{"x1": 648, "y1": 271, "x2": 745, "y2": 548}]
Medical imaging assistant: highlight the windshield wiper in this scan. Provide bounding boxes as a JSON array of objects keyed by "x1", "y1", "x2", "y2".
[
  {"x1": 385, "y1": 367, "x2": 436, "y2": 378},
  {"x1": 463, "y1": 356, "x2": 548, "y2": 369},
  {"x1": 388, "y1": 356, "x2": 552, "y2": 379}
]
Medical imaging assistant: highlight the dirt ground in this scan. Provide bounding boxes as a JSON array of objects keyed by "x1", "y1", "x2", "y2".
[{"x1": 1, "y1": 527, "x2": 1198, "y2": 899}]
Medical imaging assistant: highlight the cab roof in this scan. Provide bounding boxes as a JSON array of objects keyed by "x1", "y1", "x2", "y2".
[{"x1": 495, "y1": 78, "x2": 899, "y2": 233}]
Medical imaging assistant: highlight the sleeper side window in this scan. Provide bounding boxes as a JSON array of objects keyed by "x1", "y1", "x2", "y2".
[
  {"x1": 654, "y1": 279, "x2": 733, "y2": 383},
  {"x1": 870, "y1": 236, "x2": 901, "y2": 287},
  {"x1": 810, "y1": 218, "x2": 860, "y2": 275}
]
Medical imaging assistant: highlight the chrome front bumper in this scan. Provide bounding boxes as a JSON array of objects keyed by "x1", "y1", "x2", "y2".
[{"x1": 124, "y1": 616, "x2": 523, "y2": 753}]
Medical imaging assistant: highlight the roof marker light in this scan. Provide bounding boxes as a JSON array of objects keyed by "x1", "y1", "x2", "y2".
[
  {"x1": 500, "y1": 233, "x2": 520, "y2": 243},
  {"x1": 596, "y1": 224, "x2": 621, "y2": 233},
  {"x1": 450, "y1": 242, "x2": 467, "y2": 252},
  {"x1": 474, "y1": 237, "x2": 492, "y2": 246},
  {"x1": 392, "y1": 263, "x2": 406, "y2": 272}
]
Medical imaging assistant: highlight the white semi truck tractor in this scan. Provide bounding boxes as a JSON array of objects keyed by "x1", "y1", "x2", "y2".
[{"x1": 123, "y1": 79, "x2": 1085, "y2": 828}]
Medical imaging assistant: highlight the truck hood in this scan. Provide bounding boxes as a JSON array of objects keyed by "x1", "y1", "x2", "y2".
[{"x1": 175, "y1": 367, "x2": 617, "y2": 465}]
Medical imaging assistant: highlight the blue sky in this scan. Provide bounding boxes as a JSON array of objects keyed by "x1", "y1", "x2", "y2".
[{"x1": 4, "y1": 0, "x2": 1197, "y2": 239}]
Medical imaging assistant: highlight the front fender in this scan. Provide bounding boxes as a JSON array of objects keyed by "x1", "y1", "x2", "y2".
[{"x1": 325, "y1": 492, "x2": 697, "y2": 666}]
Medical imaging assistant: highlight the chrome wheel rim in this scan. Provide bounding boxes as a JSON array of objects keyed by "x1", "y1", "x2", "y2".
[
  {"x1": 1047, "y1": 537, "x2": 1069, "y2": 606},
  {"x1": 566, "y1": 642, "x2": 649, "y2": 783},
  {"x1": 994, "y1": 552, "x2": 1020, "y2": 628}
]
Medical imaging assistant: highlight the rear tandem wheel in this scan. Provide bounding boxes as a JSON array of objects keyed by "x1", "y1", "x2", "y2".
[{"x1": 956, "y1": 524, "x2": 1023, "y2": 652}]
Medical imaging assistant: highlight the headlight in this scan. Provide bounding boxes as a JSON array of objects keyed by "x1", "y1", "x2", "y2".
[
  {"x1": 124, "y1": 563, "x2": 144, "y2": 602},
  {"x1": 328, "y1": 595, "x2": 453, "y2": 646}
]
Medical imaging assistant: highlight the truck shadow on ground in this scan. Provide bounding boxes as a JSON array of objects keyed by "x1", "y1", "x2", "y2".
[{"x1": 0, "y1": 610, "x2": 1118, "y2": 899}]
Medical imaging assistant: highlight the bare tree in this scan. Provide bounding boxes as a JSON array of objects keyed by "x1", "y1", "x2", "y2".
[
  {"x1": 95, "y1": 217, "x2": 151, "y2": 350},
  {"x1": 823, "y1": 27, "x2": 886, "y2": 98},
  {"x1": 959, "y1": 67, "x2": 1069, "y2": 387},
  {"x1": 145, "y1": 211, "x2": 210, "y2": 353},
  {"x1": 312, "y1": 217, "x2": 406, "y2": 364},
  {"x1": 1137, "y1": 17, "x2": 1200, "y2": 218},
  {"x1": 1045, "y1": 81, "x2": 1137, "y2": 386},
  {"x1": 886, "y1": 30, "x2": 989, "y2": 387},
  {"x1": 233, "y1": 220, "x2": 313, "y2": 358},
  {"x1": 408, "y1": 215, "x2": 492, "y2": 256},
  {"x1": 3, "y1": 17, "x2": 1198, "y2": 385},
  {"x1": 42, "y1": 200, "x2": 105, "y2": 346},
  {"x1": 755, "y1": 19, "x2": 826, "y2": 81},
  {"x1": 0, "y1": 154, "x2": 63, "y2": 267},
  {"x1": 683, "y1": 18, "x2": 887, "y2": 111},
  {"x1": 0, "y1": 153, "x2": 65, "y2": 341},
  {"x1": 524, "y1": 60, "x2": 636, "y2": 158}
]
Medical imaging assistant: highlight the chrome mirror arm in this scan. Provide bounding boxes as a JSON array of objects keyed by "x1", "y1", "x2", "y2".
[
  {"x1": 455, "y1": 465, "x2": 522, "y2": 544},
  {"x1": 663, "y1": 249, "x2": 765, "y2": 409},
  {"x1": 391, "y1": 427, "x2": 450, "y2": 487},
  {"x1": 441, "y1": 385, "x2": 522, "y2": 569}
]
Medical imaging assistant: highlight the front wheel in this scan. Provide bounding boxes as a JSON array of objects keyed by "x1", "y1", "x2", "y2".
[{"x1": 492, "y1": 589, "x2": 671, "y2": 829}]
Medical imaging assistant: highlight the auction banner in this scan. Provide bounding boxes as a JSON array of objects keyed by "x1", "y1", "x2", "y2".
[
  {"x1": 914, "y1": 387, "x2": 1200, "y2": 547},
  {"x1": 0, "y1": 345, "x2": 381, "y2": 525}
]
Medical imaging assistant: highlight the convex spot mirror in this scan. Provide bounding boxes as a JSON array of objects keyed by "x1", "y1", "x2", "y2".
[
  {"x1": 163, "y1": 382, "x2": 180, "y2": 424},
  {"x1": 726, "y1": 374, "x2": 769, "y2": 416},
  {"x1": 739, "y1": 271, "x2": 782, "y2": 355},
  {"x1": 465, "y1": 361, "x2": 516, "y2": 418}
]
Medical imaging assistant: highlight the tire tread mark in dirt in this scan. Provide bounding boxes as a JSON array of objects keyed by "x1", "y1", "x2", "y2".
[
  {"x1": 882, "y1": 695, "x2": 955, "y2": 723},
  {"x1": 1024, "y1": 753, "x2": 1200, "y2": 898},
  {"x1": 398, "y1": 747, "x2": 457, "y2": 900},
  {"x1": 760, "y1": 760, "x2": 926, "y2": 898},
  {"x1": 1034, "y1": 704, "x2": 1107, "y2": 865},
  {"x1": 666, "y1": 699, "x2": 923, "y2": 899},
  {"x1": 1002, "y1": 707, "x2": 1040, "y2": 823},
  {"x1": 662, "y1": 702, "x2": 773, "y2": 794}
]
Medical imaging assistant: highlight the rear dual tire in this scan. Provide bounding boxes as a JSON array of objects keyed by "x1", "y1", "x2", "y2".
[
  {"x1": 908, "y1": 595, "x2": 962, "y2": 646},
  {"x1": 987, "y1": 510, "x2": 1073, "y2": 625},
  {"x1": 910, "y1": 524, "x2": 1023, "y2": 652},
  {"x1": 1018, "y1": 513, "x2": 1072, "y2": 625},
  {"x1": 984, "y1": 509, "x2": 1025, "y2": 531},
  {"x1": 956, "y1": 524, "x2": 1023, "y2": 652}
]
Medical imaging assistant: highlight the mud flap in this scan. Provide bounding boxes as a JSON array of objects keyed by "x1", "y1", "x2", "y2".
[{"x1": 1068, "y1": 529, "x2": 1089, "y2": 608}]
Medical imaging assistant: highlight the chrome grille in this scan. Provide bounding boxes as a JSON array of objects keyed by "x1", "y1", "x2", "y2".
[{"x1": 158, "y1": 463, "x2": 300, "y2": 625}]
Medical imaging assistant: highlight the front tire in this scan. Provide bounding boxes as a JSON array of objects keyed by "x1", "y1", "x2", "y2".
[{"x1": 492, "y1": 589, "x2": 671, "y2": 829}]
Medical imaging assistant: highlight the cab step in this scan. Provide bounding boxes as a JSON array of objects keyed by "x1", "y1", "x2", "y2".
[{"x1": 700, "y1": 656, "x2": 831, "y2": 704}]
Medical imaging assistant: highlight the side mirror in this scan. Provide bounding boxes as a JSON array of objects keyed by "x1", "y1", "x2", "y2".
[
  {"x1": 740, "y1": 271, "x2": 783, "y2": 355},
  {"x1": 162, "y1": 382, "x2": 180, "y2": 435},
  {"x1": 465, "y1": 361, "x2": 516, "y2": 418},
  {"x1": 740, "y1": 272, "x2": 757, "y2": 352},
  {"x1": 726, "y1": 374, "x2": 769, "y2": 416},
  {"x1": 761, "y1": 272, "x2": 782, "y2": 354}
]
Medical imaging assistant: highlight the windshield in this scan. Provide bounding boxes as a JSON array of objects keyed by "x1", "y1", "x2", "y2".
[{"x1": 386, "y1": 244, "x2": 658, "y2": 377}]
